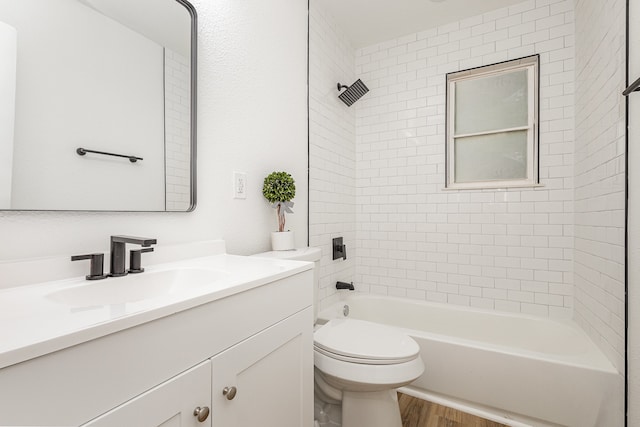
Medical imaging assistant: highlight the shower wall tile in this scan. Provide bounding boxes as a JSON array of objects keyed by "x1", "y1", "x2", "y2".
[
  {"x1": 309, "y1": 1, "x2": 357, "y2": 312},
  {"x1": 354, "y1": 0, "x2": 575, "y2": 318},
  {"x1": 573, "y1": 0, "x2": 626, "y2": 372}
]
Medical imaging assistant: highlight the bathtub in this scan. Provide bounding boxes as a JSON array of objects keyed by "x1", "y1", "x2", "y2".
[{"x1": 317, "y1": 294, "x2": 623, "y2": 427}]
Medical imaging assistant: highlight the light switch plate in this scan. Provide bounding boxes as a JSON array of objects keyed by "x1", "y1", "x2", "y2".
[{"x1": 233, "y1": 172, "x2": 247, "y2": 199}]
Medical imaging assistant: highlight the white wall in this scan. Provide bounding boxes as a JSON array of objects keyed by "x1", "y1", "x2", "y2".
[
  {"x1": 573, "y1": 0, "x2": 626, "y2": 374},
  {"x1": 0, "y1": 0, "x2": 308, "y2": 273},
  {"x1": 0, "y1": 21, "x2": 16, "y2": 208},
  {"x1": 205, "y1": 0, "x2": 308, "y2": 256},
  {"x1": 309, "y1": 1, "x2": 357, "y2": 311},
  {"x1": 3, "y1": 1, "x2": 165, "y2": 211},
  {"x1": 354, "y1": 0, "x2": 575, "y2": 318}
]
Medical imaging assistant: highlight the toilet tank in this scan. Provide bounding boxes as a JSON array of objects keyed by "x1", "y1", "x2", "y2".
[{"x1": 251, "y1": 247, "x2": 322, "y2": 321}]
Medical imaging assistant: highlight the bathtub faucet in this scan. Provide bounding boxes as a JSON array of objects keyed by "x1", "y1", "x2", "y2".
[{"x1": 336, "y1": 281, "x2": 355, "y2": 291}]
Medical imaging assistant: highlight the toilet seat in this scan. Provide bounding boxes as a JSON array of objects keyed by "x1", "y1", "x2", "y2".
[
  {"x1": 314, "y1": 350, "x2": 425, "y2": 390},
  {"x1": 314, "y1": 318, "x2": 420, "y2": 365},
  {"x1": 313, "y1": 345, "x2": 415, "y2": 365}
]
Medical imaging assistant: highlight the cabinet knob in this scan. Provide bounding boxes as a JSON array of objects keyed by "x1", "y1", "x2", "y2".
[
  {"x1": 193, "y1": 406, "x2": 210, "y2": 422},
  {"x1": 223, "y1": 386, "x2": 237, "y2": 400}
]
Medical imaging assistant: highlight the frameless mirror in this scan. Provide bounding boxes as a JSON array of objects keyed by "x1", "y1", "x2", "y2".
[{"x1": 0, "y1": 0, "x2": 196, "y2": 211}]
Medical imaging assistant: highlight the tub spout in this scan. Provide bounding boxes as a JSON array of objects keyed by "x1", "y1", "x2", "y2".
[{"x1": 336, "y1": 281, "x2": 354, "y2": 291}]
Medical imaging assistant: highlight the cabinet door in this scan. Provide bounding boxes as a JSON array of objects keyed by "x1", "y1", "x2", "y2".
[
  {"x1": 211, "y1": 308, "x2": 313, "y2": 427},
  {"x1": 83, "y1": 361, "x2": 212, "y2": 427}
]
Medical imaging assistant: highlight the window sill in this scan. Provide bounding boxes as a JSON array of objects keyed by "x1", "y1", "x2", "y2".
[{"x1": 442, "y1": 183, "x2": 545, "y2": 191}]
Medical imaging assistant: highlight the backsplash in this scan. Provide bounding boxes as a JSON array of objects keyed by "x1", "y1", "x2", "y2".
[{"x1": 0, "y1": 240, "x2": 227, "y2": 289}]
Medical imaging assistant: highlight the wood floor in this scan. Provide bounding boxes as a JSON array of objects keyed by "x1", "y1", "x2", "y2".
[{"x1": 398, "y1": 393, "x2": 509, "y2": 427}]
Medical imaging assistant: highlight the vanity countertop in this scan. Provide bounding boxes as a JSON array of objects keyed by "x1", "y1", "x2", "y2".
[{"x1": 0, "y1": 254, "x2": 312, "y2": 370}]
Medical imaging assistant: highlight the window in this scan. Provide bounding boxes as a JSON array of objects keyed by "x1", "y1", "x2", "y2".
[{"x1": 445, "y1": 55, "x2": 539, "y2": 189}]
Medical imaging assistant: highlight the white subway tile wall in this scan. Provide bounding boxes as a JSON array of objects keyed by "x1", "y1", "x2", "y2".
[
  {"x1": 164, "y1": 49, "x2": 191, "y2": 211},
  {"x1": 309, "y1": 0, "x2": 625, "y2": 374},
  {"x1": 354, "y1": 0, "x2": 575, "y2": 318},
  {"x1": 574, "y1": 0, "x2": 626, "y2": 372},
  {"x1": 309, "y1": 1, "x2": 356, "y2": 311}
]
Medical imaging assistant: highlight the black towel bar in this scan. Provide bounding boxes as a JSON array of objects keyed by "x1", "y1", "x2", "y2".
[{"x1": 76, "y1": 147, "x2": 143, "y2": 163}]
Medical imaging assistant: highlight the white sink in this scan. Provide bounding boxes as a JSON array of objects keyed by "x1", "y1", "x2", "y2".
[{"x1": 46, "y1": 268, "x2": 228, "y2": 307}]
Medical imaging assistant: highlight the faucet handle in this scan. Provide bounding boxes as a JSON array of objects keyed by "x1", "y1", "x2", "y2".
[
  {"x1": 71, "y1": 253, "x2": 107, "y2": 280},
  {"x1": 128, "y1": 247, "x2": 154, "y2": 274},
  {"x1": 332, "y1": 237, "x2": 347, "y2": 260}
]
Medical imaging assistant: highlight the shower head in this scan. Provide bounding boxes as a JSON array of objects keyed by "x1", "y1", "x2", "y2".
[{"x1": 337, "y1": 79, "x2": 369, "y2": 106}]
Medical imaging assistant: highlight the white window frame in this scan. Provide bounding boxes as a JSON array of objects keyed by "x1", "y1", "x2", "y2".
[{"x1": 445, "y1": 55, "x2": 539, "y2": 190}]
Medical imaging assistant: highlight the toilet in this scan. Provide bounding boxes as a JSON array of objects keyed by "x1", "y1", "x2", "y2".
[
  {"x1": 314, "y1": 318, "x2": 424, "y2": 427},
  {"x1": 252, "y1": 247, "x2": 424, "y2": 427}
]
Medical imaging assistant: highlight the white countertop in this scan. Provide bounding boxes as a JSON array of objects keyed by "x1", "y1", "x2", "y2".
[{"x1": 0, "y1": 254, "x2": 312, "y2": 369}]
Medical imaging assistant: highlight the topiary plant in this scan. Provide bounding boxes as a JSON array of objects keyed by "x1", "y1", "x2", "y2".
[{"x1": 262, "y1": 171, "x2": 296, "y2": 232}]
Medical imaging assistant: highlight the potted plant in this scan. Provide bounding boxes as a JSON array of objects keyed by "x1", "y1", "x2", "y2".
[{"x1": 263, "y1": 171, "x2": 296, "y2": 250}]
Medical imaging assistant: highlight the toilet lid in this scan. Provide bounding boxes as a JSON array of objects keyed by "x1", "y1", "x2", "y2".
[{"x1": 314, "y1": 318, "x2": 419, "y2": 364}]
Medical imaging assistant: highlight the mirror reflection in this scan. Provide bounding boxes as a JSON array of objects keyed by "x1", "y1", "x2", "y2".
[{"x1": 0, "y1": 0, "x2": 195, "y2": 211}]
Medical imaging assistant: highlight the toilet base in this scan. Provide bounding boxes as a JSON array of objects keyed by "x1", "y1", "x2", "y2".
[{"x1": 342, "y1": 389, "x2": 402, "y2": 427}]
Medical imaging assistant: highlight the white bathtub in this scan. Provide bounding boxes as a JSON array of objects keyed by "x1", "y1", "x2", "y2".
[{"x1": 317, "y1": 295, "x2": 623, "y2": 427}]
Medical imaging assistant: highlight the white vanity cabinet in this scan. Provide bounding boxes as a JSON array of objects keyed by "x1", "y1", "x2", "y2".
[
  {"x1": 83, "y1": 361, "x2": 213, "y2": 427},
  {"x1": 81, "y1": 307, "x2": 313, "y2": 427},
  {"x1": 211, "y1": 308, "x2": 312, "y2": 426},
  {"x1": 0, "y1": 267, "x2": 313, "y2": 427}
]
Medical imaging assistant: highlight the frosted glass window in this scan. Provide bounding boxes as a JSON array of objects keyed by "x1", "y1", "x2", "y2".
[
  {"x1": 446, "y1": 55, "x2": 539, "y2": 189},
  {"x1": 454, "y1": 131, "x2": 527, "y2": 183},
  {"x1": 455, "y1": 70, "x2": 528, "y2": 135}
]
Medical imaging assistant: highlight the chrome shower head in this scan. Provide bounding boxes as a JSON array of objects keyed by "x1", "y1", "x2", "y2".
[{"x1": 337, "y1": 79, "x2": 369, "y2": 106}]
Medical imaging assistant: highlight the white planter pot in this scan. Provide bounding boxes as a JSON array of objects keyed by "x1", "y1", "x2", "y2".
[{"x1": 271, "y1": 231, "x2": 295, "y2": 251}]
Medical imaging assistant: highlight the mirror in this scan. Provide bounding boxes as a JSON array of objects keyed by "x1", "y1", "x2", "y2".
[{"x1": 0, "y1": 0, "x2": 196, "y2": 211}]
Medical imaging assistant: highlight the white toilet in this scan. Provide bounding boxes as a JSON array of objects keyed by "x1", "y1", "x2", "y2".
[
  {"x1": 252, "y1": 247, "x2": 424, "y2": 427},
  {"x1": 314, "y1": 318, "x2": 424, "y2": 427}
]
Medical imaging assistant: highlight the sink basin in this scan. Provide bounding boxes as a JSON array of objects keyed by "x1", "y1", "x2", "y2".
[{"x1": 46, "y1": 268, "x2": 228, "y2": 307}]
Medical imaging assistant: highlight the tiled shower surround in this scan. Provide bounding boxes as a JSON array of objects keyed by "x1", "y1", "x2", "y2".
[
  {"x1": 310, "y1": 0, "x2": 625, "y2": 373},
  {"x1": 309, "y1": 0, "x2": 357, "y2": 305},
  {"x1": 573, "y1": 0, "x2": 626, "y2": 373},
  {"x1": 354, "y1": 0, "x2": 575, "y2": 317}
]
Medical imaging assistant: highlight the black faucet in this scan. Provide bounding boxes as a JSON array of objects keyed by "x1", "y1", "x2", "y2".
[{"x1": 110, "y1": 235, "x2": 157, "y2": 277}]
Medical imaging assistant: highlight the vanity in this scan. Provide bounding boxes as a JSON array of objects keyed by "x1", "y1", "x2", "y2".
[{"x1": 0, "y1": 245, "x2": 314, "y2": 426}]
